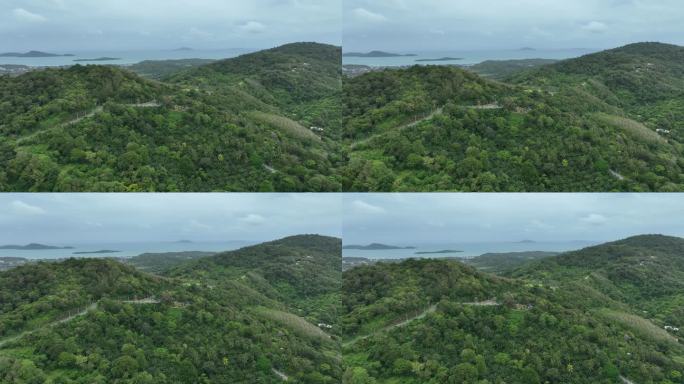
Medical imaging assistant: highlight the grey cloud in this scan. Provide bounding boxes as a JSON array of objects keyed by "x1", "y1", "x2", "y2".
[
  {"x1": 0, "y1": 0, "x2": 341, "y2": 51},
  {"x1": 344, "y1": 0, "x2": 684, "y2": 51},
  {"x1": 343, "y1": 194, "x2": 684, "y2": 245},
  {"x1": 0, "y1": 194, "x2": 342, "y2": 244}
]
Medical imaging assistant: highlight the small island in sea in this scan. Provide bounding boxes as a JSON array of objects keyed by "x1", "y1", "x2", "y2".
[
  {"x1": 0, "y1": 51, "x2": 74, "y2": 57},
  {"x1": 414, "y1": 249, "x2": 463, "y2": 255},
  {"x1": 0, "y1": 243, "x2": 74, "y2": 250},
  {"x1": 172, "y1": 47, "x2": 194, "y2": 51},
  {"x1": 516, "y1": 239, "x2": 537, "y2": 244},
  {"x1": 72, "y1": 250, "x2": 121, "y2": 255},
  {"x1": 415, "y1": 57, "x2": 462, "y2": 62},
  {"x1": 343, "y1": 50, "x2": 417, "y2": 58},
  {"x1": 343, "y1": 243, "x2": 416, "y2": 250},
  {"x1": 73, "y1": 57, "x2": 121, "y2": 62}
]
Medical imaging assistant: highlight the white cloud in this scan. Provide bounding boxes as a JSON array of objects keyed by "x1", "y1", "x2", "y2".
[
  {"x1": 187, "y1": 219, "x2": 212, "y2": 231},
  {"x1": 240, "y1": 214, "x2": 266, "y2": 226},
  {"x1": 238, "y1": 21, "x2": 266, "y2": 34},
  {"x1": 352, "y1": 7, "x2": 387, "y2": 22},
  {"x1": 580, "y1": 213, "x2": 608, "y2": 225},
  {"x1": 10, "y1": 200, "x2": 46, "y2": 215},
  {"x1": 351, "y1": 200, "x2": 385, "y2": 214},
  {"x1": 529, "y1": 219, "x2": 554, "y2": 230},
  {"x1": 581, "y1": 21, "x2": 608, "y2": 33},
  {"x1": 186, "y1": 27, "x2": 213, "y2": 40},
  {"x1": 13, "y1": 8, "x2": 47, "y2": 23}
]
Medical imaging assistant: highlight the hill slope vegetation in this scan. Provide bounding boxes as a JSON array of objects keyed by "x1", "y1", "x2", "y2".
[
  {"x1": 0, "y1": 42, "x2": 342, "y2": 192},
  {"x1": 342, "y1": 42, "x2": 684, "y2": 191},
  {"x1": 342, "y1": 235, "x2": 684, "y2": 383},
  {"x1": 0, "y1": 235, "x2": 342, "y2": 383}
]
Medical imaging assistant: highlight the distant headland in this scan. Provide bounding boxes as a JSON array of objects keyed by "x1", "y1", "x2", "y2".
[
  {"x1": 0, "y1": 243, "x2": 74, "y2": 250},
  {"x1": 0, "y1": 51, "x2": 74, "y2": 58},
  {"x1": 343, "y1": 51, "x2": 417, "y2": 58},
  {"x1": 343, "y1": 243, "x2": 416, "y2": 250}
]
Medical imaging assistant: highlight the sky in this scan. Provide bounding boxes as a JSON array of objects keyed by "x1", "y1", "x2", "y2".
[
  {"x1": 0, "y1": 0, "x2": 341, "y2": 51},
  {"x1": 0, "y1": 194, "x2": 341, "y2": 244},
  {"x1": 344, "y1": 0, "x2": 684, "y2": 51},
  {"x1": 343, "y1": 193, "x2": 684, "y2": 245}
]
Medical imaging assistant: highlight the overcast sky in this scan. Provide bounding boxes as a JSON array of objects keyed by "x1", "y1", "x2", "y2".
[
  {"x1": 344, "y1": 0, "x2": 684, "y2": 51},
  {"x1": 0, "y1": 194, "x2": 341, "y2": 244},
  {"x1": 343, "y1": 194, "x2": 684, "y2": 245},
  {"x1": 0, "y1": 0, "x2": 341, "y2": 51}
]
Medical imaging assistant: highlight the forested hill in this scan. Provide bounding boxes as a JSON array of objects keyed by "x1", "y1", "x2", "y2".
[
  {"x1": 511, "y1": 234, "x2": 684, "y2": 330},
  {"x1": 0, "y1": 42, "x2": 343, "y2": 192},
  {"x1": 342, "y1": 241, "x2": 684, "y2": 383},
  {"x1": 0, "y1": 235, "x2": 343, "y2": 383},
  {"x1": 170, "y1": 234, "x2": 342, "y2": 327},
  {"x1": 170, "y1": 42, "x2": 341, "y2": 108},
  {"x1": 342, "y1": 42, "x2": 684, "y2": 192},
  {"x1": 515, "y1": 42, "x2": 684, "y2": 102}
]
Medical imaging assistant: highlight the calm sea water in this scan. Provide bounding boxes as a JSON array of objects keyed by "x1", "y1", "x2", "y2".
[
  {"x1": 0, "y1": 241, "x2": 255, "y2": 260},
  {"x1": 343, "y1": 241, "x2": 598, "y2": 259},
  {"x1": 343, "y1": 48, "x2": 596, "y2": 67},
  {"x1": 0, "y1": 48, "x2": 253, "y2": 67}
]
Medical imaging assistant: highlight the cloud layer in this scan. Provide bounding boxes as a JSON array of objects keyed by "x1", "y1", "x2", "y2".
[
  {"x1": 0, "y1": 194, "x2": 341, "y2": 244},
  {"x1": 0, "y1": 0, "x2": 341, "y2": 51},
  {"x1": 343, "y1": 193, "x2": 684, "y2": 245},
  {"x1": 344, "y1": 0, "x2": 684, "y2": 51}
]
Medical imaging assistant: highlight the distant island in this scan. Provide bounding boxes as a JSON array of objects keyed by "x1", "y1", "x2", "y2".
[
  {"x1": 343, "y1": 243, "x2": 416, "y2": 250},
  {"x1": 72, "y1": 250, "x2": 121, "y2": 255},
  {"x1": 172, "y1": 47, "x2": 194, "y2": 51},
  {"x1": 0, "y1": 51, "x2": 74, "y2": 57},
  {"x1": 175, "y1": 240, "x2": 194, "y2": 243},
  {"x1": 414, "y1": 249, "x2": 463, "y2": 255},
  {"x1": 517, "y1": 47, "x2": 536, "y2": 51},
  {"x1": 343, "y1": 51, "x2": 417, "y2": 58},
  {"x1": 0, "y1": 243, "x2": 74, "y2": 250},
  {"x1": 415, "y1": 57, "x2": 462, "y2": 62},
  {"x1": 73, "y1": 57, "x2": 121, "y2": 62},
  {"x1": 516, "y1": 240, "x2": 537, "y2": 244}
]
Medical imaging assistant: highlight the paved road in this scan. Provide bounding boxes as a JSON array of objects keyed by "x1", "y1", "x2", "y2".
[
  {"x1": 0, "y1": 297, "x2": 158, "y2": 348},
  {"x1": 273, "y1": 368, "x2": 289, "y2": 381},
  {"x1": 350, "y1": 108, "x2": 443, "y2": 150},
  {"x1": 343, "y1": 300, "x2": 500, "y2": 347},
  {"x1": 16, "y1": 101, "x2": 160, "y2": 144}
]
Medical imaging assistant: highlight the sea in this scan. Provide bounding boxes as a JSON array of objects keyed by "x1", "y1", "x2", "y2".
[
  {"x1": 343, "y1": 48, "x2": 596, "y2": 67},
  {"x1": 342, "y1": 241, "x2": 598, "y2": 259},
  {"x1": 0, "y1": 48, "x2": 253, "y2": 67},
  {"x1": 0, "y1": 241, "x2": 255, "y2": 260}
]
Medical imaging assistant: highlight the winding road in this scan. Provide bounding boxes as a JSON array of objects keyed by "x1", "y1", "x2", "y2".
[
  {"x1": 16, "y1": 101, "x2": 160, "y2": 144},
  {"x1": 0, "y1": 297, "x2": 159, "y2": 348}
]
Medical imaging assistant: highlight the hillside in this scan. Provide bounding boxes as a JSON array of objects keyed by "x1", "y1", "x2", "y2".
[
  {"x1": 342, "y1": 254, "x2": 684, "y2": 383},
  {"x1": 0, "y1": 235, "x2": 343, "y2": 383},
  {"x1": 511, "y1": 234, "x2": 684, "y2": 330},
  {"x1": 0, "y1": 42, "x2": 343, "y2": 192},
  {"x1": 170, "y1": 235, "x2": 342, "y2": 328},
  {"x1": 342, "y1": 42, "x2": 684, "y2": 191},
  {"x1": 464, "y1": 251, "x2": 559, "y2": 274}
]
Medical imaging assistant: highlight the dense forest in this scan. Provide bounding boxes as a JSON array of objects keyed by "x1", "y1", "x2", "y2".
[
  {"x1": 0, "y1": 42, "x2": 343, "y2": 192},
  {"x1": 342, "y1": 235, "x2": 684, "y2": 383},
  {"x1": 0, "y1": 235, "x2": 342, "y2": 383},
  {"x1": 342, "y1": 42, "x2": 684, "y2": 191},
  {"x1": 2, "y1": 42, "x2": 684, "y2": 191}
]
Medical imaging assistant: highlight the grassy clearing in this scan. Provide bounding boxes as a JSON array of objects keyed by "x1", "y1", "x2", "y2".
[
  {"x1": 253, "y1": 307, "x2": 331, "y2": 341},
  {"x1": 596, "y1": 308, "x2": 678, "y2": 344},
  {"x1": 248, "y1": 111, "x2": 320, "y2": 141},
  {"x1": 595, "y1": 113, "x2": 666, "y2": 144}
]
